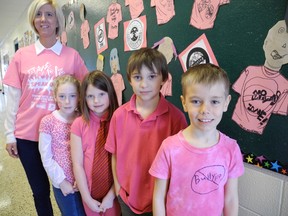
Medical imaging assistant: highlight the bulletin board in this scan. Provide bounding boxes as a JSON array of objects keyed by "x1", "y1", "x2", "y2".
[{"x1": 62, "y1": 0, "x2": 288, "y2": 175}]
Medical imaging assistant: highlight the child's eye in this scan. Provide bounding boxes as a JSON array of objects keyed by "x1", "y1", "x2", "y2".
[
  {"x1": 86, "y1": 95, "x2": 93, "y2": 99},
  {"x1": 132, "y1": 75, "x2": 141, "y2": 81},
  {"x1": 58, "y1": 95, "x2": 65, "y2": 99},
  {"x1": 211, "y1": 100, "x2": 220, "y2": 105},
  {"x1": 99, "y1": 92, "x2": 105, "y2": 97},
  {"x1": 35, "y1": 12, "x2": 41, "y2": 17},
  {"x1": 47, "y1": 12, "x2": 54, "y2": 17},
  {"x1": 70, "y1": 94, "x2": 77, "y2": 98},
  {"x1": 191, "y1": 100, "x2": 200, "y2": 105},
  {"x1": 148, "y1": 74, "x2": 157, "y2": 80}
]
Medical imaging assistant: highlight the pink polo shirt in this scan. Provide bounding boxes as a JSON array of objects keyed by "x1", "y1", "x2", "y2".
[
  {"x1": 105, "y1": 94, "x2": 187, "y2": 214},
  {"x1": 71, "y1": 112, "x2": 120, "y2": 216},
  {"x1": 3, "y1": 40, "x2": 88, "y2": 141}
]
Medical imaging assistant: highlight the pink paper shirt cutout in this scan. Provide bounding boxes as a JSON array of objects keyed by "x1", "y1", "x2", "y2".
[
  {"x1": 151, "y1": 0, "x2": 175, "y2": 25},
  {"x1": 81, "y1": 19, "x2": 90, "y2": 49},
  {"x1": 61, "y1": 31, "x2": 67, "y2": 45},
  {"x1": 111, "y1": 73, "x2": 125, "y2": 105},
  {"x1": 125, "y1": 0, "x2": 144, "y2": 19},
  {"x1": 161, "y1": 72, "x2": 172, "y2": 97},
  {"x1": 232, "y1": 66, "x2": 288, "y2": 135},
  {"x1": 107, "y1": 3, "x2": 122, "y2": 39},
  {"x1": 190, "y1": 0, "x2": 230, "y2": 30}
]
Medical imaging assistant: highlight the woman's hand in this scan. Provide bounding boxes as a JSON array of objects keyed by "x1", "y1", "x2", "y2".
[{"x1": 6, "y1": 143, "x2": 19, "y2": 158}]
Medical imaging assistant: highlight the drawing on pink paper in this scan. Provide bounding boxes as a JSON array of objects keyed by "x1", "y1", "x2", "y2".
[
  {"x1": 190, "y1": 0, "x2": 230, "y2": 30},
  {"x1": 232, "y1": 20, "x2": 288, "y2": 135},
  {"x1": 178, "y1": 34, "x2": 218, "y2": 72},
  {"x1": 67, "y1": 11, "x2": 75, "y2": 30},
  {"x1": 110, "y1": 48, "x2": 125, "y2": 105},
  {"x1": 153, "y1": 37, "x2": 177, "y2": 97},
  {"x1": 81, "y1": 20, "x2": 90, "y2": 49},
  {"x1": 94, "y1": 17, "x2": 108, "y2": 55},
  {"x1": 107, "y1": 1, "x2": 122, "y2": 39},
  {"x1": 125, "y1": 0, "x2": 144, "y2": 19},
  {"x1": 80, "y1": 4, "x2": 90, "y2": 49},
  {"x1": 151, "y1": 0, "x2": 175, "y2": 25},
  {"x1": 124, "y1": 15, "x2": 147, "y2": 51}
]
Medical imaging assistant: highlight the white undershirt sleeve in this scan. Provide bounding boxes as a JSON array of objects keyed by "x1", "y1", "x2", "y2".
[{"x1": 4, "y1": 86, "x2": 21, "y2": 144}]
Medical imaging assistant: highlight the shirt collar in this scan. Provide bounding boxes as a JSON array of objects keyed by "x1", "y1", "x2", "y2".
[
  {"x1": 127, "y1": 94, "x2": 168, "y2": 119},
  {"x1": 35, "y1": 39, "x2": 62, "y2": 56}
]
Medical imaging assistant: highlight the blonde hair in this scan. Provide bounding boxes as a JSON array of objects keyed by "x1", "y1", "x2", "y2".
[
  {"x1": 181, "y1": 63, "x2": 231, "y2": 97},
  {"x1": 28, "y1": 0, "x2": 64, "y2": 36},
  {"x1": 53, "y1": 74, "x2": 81, "y2": 111}
]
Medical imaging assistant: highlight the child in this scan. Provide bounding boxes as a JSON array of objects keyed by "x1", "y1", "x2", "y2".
[
  {"x1": 39, "y1": 75, "x2": 85, "y2": 216},
  {"x1": 105, "y1": 47, "x2": 188, "y2": 215},
  {"x1": 70, "y1": 71, "x2": 121, "y2": 216},
  {"x1": 149, "y1": 63, "x2": 245, "y2": 216}
]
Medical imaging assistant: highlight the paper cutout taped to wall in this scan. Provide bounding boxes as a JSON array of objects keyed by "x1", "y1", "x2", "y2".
[
  {"x1": 153, "y1": 37, "x2": 177, "y2": 97},
  {"x1": 94, "y1": 18, "x2": 108, "y2": 54},
  {"x1": 124, "y1": 15, "x2": 147, "y2": 51},
  {"x1": 190, "y1": 0, "x2": 230, "y2": 30},
  {"x1": 178, "y1": 34, "x2": 218, "y2": 72},
  {"x1": 151, "y1": 0, "x2": 175, "y2": 25},
  {"x1": 125, "y1": 0, "x2": 144, "y2": 19},
  {"x1": 110, "y1": 48, "x2": 125, "y2": 105},
  {"x1": 107, "y1": 2, "x2": 122, "y2": 39},
  {"x1": 232, "y1": 20, "x2": 288, "y2": 135}
]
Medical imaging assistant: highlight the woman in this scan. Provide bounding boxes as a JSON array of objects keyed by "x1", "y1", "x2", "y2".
[{"x1": 3, "y1": 0, "x2": 88, "y2": 215}]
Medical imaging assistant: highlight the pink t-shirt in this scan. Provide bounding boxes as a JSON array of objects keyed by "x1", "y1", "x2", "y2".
[
  {"x1": 149, "y1": 131, "x2": 244, "y2": 216},
  {"x1": 105, "y1": 94, "x2": 187, "y2": 214},
  {"x1": 190, "y1": 0, "x2": 230, "y2": 30},
  {"x1": 71, "y1": 112, "x2": 121, "y2": 216},
  {"x1": 125, "y1": 0, "x2": 144, "y2": 19},
  {"x1": 232, "y1": 66, "x2": 288, "y2": 134},
  {"x1": 151, "y1": 0, "x2": 175, "y2": 25},
  {"x1": 107, "y1": 3, "x2": 122, "y2": 39},
  {"x1": 39, "y1": 111, "x2": 74, "y2": 184},
  {"x1": 3, "y1": 42, "x2": 88, "y2": 141}
]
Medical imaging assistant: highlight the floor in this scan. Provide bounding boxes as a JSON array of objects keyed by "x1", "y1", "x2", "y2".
[{"x1": 0, "y1": 96, "x2": 61, "y2": 215}]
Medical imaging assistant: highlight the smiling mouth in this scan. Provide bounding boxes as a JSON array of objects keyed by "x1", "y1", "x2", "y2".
[{"x1": 199, "y1": 119, "x2": 213, "y2": 123}]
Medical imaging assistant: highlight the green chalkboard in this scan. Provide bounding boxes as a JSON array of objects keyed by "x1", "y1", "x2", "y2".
[{"x1": 62, "y1": 0, "x2": 288, "y2": 171}]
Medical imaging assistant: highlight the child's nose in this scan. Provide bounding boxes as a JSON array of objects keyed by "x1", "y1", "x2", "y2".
[
  {"x1": 140, "y1": 79, "x2": 148, "y2": 88},
  {"x1": 200, "y1": 103, "x2": 210, "y2": 114},
  {"x1": 65, "y1": 97, "x2": 70, "y2": 103}
]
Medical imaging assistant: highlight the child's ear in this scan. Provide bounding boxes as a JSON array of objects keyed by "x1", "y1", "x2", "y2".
[
  {"x1": 180, "y1": 95, "x2": 188, "y2": 112},
  {"x1": 223, "y1": 95, "x2": 231, "y2": 112}
]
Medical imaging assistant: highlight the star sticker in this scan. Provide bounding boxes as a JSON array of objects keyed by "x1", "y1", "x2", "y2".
[
  {"x1": 256, "y1": 155, "x2": 266, "y2": 163},
  {"x1": 246, "y1": 155, "x2": 253, "y2": 163},
  {"x1": 281, "y1": 169, "x2": 287, "y2": 175},
  {"x1": 256, "y1": 163, "x2": 262, "y2": 168},
  {"x1": 270, "y1": 161, "x2": 281, "y2": 172},
  {"x1": 264, "y1": 161, "x2": 270, "y2": 168}
]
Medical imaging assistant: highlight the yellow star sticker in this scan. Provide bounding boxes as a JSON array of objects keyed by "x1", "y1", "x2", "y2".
[{"x1": 246, "y1": 155, "x2": 253, "y2": 163}]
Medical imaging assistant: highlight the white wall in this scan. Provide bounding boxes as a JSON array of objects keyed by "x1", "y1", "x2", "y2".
[{"x1": 239, "y1": 163, "x2": 288, "y2": 216}]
